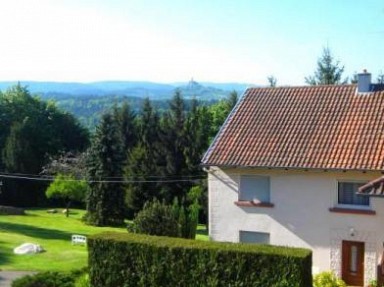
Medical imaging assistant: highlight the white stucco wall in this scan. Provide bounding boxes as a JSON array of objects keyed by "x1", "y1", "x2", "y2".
[{"x1": 208, "y1": 167, "x2": 384, "y2": 285}]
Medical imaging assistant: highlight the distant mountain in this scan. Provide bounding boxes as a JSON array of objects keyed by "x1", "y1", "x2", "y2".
[
  {"x1": 0, "y1": 80, "x2": 252, "y2": 100},
  {"x1": 0, "y1": 80, "x2": 254, "y2": 129}
]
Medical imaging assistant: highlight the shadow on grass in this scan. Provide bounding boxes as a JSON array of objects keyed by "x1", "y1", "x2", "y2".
[
  {"x1": 196, "y1": 227, "x2": 208, "y2": 236},
  {"x1": 0, "y1": 222, "x2": 73, "y2": 241},
  {"x1": 0, "y1": 240, "x2": 11, "y2": 267}
]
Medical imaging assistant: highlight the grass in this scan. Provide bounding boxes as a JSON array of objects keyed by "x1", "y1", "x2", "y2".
[
  {"x1": 0, "y1": 208, "x2": 209, "y2": 272},
  {"x1": 0, "y1": 208, "x2": 126, "y2": 271}
]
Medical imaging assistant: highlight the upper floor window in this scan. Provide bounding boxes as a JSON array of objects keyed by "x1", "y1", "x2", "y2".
[
  {"x1": 239, "y1": 175, "x2": 270, "y2": 203},
  {"x1": 338, "y1": 181, "x2": 369, "y2": 207}
]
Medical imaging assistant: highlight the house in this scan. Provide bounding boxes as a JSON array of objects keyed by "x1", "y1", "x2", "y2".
[{"x1": 201, "y1": 71, "x2": 384, "y2": 286}]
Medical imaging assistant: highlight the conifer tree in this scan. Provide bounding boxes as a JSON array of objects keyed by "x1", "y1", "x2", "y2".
[
  {"x1": 305, "y1": 47, "x2": 347, "y2": 85},
  {"x1": 112, "y1": 102, "x2": 136, "y2": 153},
  {"x1": 85, "y1": 112, "x2": 125, "y2": 226},
  {"x1": 125, "y1": 98, "x2": 161, "y2": 216},
  {"x1": 160, "y1": 90, "x2": 188, "y2": 202}
]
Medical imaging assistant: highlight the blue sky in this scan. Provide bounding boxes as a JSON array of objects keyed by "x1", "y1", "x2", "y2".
[{"x1": 0, "y1": 0, "x2": 382, "y2": 85}]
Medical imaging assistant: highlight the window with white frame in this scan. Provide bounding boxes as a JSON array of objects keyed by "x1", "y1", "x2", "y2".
[
  {"x1": 239, "y1": 231, "x2": 270, "y2": 244},
  {"x1": 337, "y1": 181, "x2": 369, "y2": 207},
  {"x1": 239, "y1": 175, "x2": 270, "y2": 202}
]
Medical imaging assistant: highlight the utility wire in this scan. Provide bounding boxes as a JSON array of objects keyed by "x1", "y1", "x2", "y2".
[{"x1": 0, "y1": 173, "x2": 206, "y2": 183}]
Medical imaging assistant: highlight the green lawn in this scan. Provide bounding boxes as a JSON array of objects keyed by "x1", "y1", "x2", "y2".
[
  {"x1": 0, "y1": 208, "x2": 209, "y2": 272},
  {"x1": 0, "y1": 208, "x2": 126, "y2": 271}
]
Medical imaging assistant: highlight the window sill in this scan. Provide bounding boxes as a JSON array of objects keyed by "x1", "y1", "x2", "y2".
[
  {"x1": 234, "y1": 201, "x2": 274, "y2": 208},
  {"x1": 329, "y1": 207, "x2": 376, "y2": 215}
]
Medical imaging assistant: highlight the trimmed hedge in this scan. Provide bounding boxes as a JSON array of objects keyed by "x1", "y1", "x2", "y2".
[{"x1": 88, "y1": 232, "x2": 312, "y2": 287}]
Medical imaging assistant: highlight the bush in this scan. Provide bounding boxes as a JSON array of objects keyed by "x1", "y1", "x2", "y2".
[
  {"x1": 0, "y1": 205, "x2": 25, "y2": 215},
  {"x1": 88, "y1": 232, "x2": 312, "y2": 287},
  {"x1": 11, "y1": 271, "x2": 75, "y2": 287},
  {"x1": 313, "y1": 271, "x2": 346, "y2": 287},
  {"x1": 74, "y1": 273, "x2": 90, "y2": 287},
  {"x1": 131, "y1": 199, "x2": 180, "y2": 237}
]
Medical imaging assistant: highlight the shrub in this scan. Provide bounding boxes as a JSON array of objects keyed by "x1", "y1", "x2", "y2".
[
  {"x1": 313, "y1": 271, "x2": 346, "y2": 287},
  {"x1": 74, "y1": 273, "x2": 90, "y2": 287},
  {"x1": 132, "y1": 199, "x2": 180, "y2": 237},
  {"x1": 0, "y1": 205, "x2": 25, "y2": 215},
  {"x1": 88, "y1": 232, "x2": 312, "y2": 287},
  {"x1": 11, "y1": 271, "x2": 75, "y2": 287}
]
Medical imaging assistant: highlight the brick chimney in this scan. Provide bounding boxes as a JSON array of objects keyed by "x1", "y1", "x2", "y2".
[{"x1": 357, "y1": 69, "x2": 372, "y2": 93}]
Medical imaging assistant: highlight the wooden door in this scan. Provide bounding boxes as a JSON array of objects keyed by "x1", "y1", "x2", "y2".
[{"x1": 342, "y1": 240, "x2": 364, "y2": 286}]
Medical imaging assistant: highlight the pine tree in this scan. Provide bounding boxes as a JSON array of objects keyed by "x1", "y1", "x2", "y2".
[
  {"x1": 160, "y1": 90, "x2": 189, "y2": 202},
  {"x1": 85, "y1": 112, "x2": 125, "y2": 226},
  {"x1": 125, "y1": 98, "x2": 161, "y2": 216},
  {"x1": 183, "y1": 99, "x2": 210, "y2": 175},
  {"x1": 305, "y1": 47, "x2": 347, "y2": 85},
  {"x1": 112, "y1": 102, "x2": 136, "y2": 153}
]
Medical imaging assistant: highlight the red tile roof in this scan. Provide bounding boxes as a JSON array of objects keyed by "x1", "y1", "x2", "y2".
[{"x1": 202, "y1": 84, "x2": 384, "y2": 171}]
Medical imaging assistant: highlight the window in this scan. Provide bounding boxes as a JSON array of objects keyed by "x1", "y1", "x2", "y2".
[
  {"x1": 239, "y1": 175, "x2": 270, "y2": 202},
  {"x1": 239, "y1": 231, "x2": 270, "y2": 244},
  {"x1": 338, "y1": 182, "x2": 369, "y2": 207}
]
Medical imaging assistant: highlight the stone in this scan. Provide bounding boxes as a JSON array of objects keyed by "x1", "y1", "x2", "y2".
[{"x1": 13, "y1": 243, "x2": 44, "y2": 255}]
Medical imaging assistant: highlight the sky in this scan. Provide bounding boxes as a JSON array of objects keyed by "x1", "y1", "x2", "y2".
[{"x1": 0, "y1": 0, "x2": 382, "y2": 86}]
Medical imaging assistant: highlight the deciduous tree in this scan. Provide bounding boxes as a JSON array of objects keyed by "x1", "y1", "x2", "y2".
[{"x1": 45, "y1": 173, "x2": 89, "y2": 217}]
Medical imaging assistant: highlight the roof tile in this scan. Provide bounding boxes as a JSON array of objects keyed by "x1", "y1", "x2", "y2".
[{"x1": 202, "y1": 85, "x2": 384, "y2": 171}]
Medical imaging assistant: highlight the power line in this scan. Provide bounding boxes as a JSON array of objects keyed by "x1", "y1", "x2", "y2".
[
  {"x1": 0, "y1": 173, "x2": 206, "y2": 183},
  {"x1": 0, "y1": 171, "x2": 206, "y2": 180}
]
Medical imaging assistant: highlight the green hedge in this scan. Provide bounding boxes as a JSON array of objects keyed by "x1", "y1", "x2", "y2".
[{"x1": 88, "y1": 232, "x2": 312, "y2": 287}]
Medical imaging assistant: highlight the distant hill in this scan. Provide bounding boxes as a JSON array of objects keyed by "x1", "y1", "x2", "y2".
[
  {"x1": 0, "y1": 80, "x2": 252, "y2": 100},
  {"x1": 0, "y1": 80, "x2": 254, "y2": 130}
]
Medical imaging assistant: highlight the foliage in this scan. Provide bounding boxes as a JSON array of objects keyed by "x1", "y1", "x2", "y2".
[
  {"x1": 88, "y1": 232, "x2": 312, "y2": 287},
  {"x1": 313, "y1": 271, "x2": 346, "y2": 287},
  {"x1": 74, "y1": 273, "x2": 90, "y2": 287},
  {"x1": 45, "y1": 173, "x2": 89, "y2": 216},
  {"x1": 131, "y1": 199, "x2": 180, "y2": 237},
  {"x1": 46, "y1": 174, "x2": 88, "y2": 202},
  {"x1": 0, "y1": 84, "x2": 89, "y2": 207},
  {"x1": 124, "y1": 99, "x2": 162, "y2": 216},
  {"x1": 85, "y1": 113, "x2": 126, "y2": 226},
  {"x1": 305, "y1": 47, "x2": 347, "y2": 85},
  {"x1": 209, "y1": 91, "x2": 238, "y2": 137},
  {"x1": 171, "y1": 186, "x2": 201, "y2": 239},
  {"x1": 378, "y1": 71, "x2": 384, "y2": 84},
  {"x1": 11, "y1": 271, "x2": 75, "y2": 287},
  {"x1": 41, "y1": 152, "x2": 88, "y2": 178},
  {"x1": 267, "y1": 75, "x2": 277, "y2": 87}
]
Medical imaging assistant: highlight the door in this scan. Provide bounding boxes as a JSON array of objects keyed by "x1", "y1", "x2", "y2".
[{"x1": 342, "y1": 240, "x2": 364, "y2": 286}]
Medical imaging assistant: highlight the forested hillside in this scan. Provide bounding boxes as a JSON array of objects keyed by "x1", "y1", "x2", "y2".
[{"x1": 0, "y1": 80, "x2": 248, "y2": 130}]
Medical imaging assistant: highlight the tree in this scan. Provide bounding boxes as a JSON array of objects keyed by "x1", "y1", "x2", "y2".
[
  {"x1": 125, "y1": 143, "x2": 160, "y2": 216},
  {"x1": 209, "y1": 91, "x2": 238, "y2": 138},
  {"x1": 112, "y1": 102, "x2": 136, "y2": 153},
  {"x1": 159, "y1": 90, "x2": 188, "y2": 202},
  {"x1": 124, "y1": 98, "x2": 162, "y2": 216},
  {"x1": 305, "y1": 47, "x2": 347, "y2": 85},
  {"x1": 267, "y1": 75, "x2": 277, "y2": 87},
  {"x1": 45, "y1": 173, "x2": 89, "y2": 217},
  {"x1": 41, "y1": 151, "x2": 87, "y2": 179},
  {"x1": 183, "y1": 99, "x2": 210, "y2": 175},
  {"x1": 0, "y1": 84, "x2": 89, "y2": 207},
  {"x1": 130, "y1": 199, "x2": 180, "y2": 237},
  {"x1": 350, "y1": 72, "x2": 358, "y2": 84},
  {"x1": 378, "y1": 71, "x2": 384, "y2": 84},
  {"x1": 85, "y1": 112, "x2": 126, "y2": 226}
]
